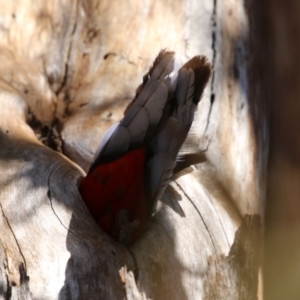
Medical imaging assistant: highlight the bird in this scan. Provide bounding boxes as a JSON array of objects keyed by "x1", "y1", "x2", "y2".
[{"x1": 79, "y1": 50, "x2": 211, "y2": 245}]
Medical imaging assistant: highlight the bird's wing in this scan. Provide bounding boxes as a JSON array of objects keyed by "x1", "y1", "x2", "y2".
[
  {"x1": 145, "y1": 56, "x2": 212, "y2": 213},
  {"x1": 89, "y1": 51, "x2": 212, "y2": 216},
  {"x1": 89, "y1": 50, "x2": 179, "y2": 172}
]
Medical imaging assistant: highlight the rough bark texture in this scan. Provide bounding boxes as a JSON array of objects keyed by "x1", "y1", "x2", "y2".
[{"x1": 0, "y1": 1, "x2": 264, "y2": 299}]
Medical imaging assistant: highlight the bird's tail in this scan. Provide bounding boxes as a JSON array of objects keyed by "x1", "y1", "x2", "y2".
[{"x1": 89, "y1": 51, "x2": 211, "y2": 215}]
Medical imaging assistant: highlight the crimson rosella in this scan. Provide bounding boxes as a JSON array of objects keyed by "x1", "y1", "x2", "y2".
[{"x1": 79, "y1": 50, "x2": 211, "y2": 245}]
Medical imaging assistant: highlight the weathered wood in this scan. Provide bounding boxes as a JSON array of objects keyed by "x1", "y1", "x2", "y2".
[{"x1": 0, "y1": 0, "x2": 264, "y2": 299}]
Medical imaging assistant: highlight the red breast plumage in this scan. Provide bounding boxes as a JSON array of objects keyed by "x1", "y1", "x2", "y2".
[{"x1": 79, "y1": 50, "x2": 211, "y2": 245}]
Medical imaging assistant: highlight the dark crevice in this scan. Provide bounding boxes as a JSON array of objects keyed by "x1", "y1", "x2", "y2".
[
  {"x1": 204, "y1": 0, "x2": 218, "y2": 136},
  {"x1": 5, "y1": 284, "x2": 12, "y2": 300},
  {"x1": 0, "y1": 224, "x2": 29, "y2": 299},
  {"x1": 19, "y1": 264, "x2": 29, "y2": 285},
  {"x1": 194, "y1": 137, "x2": 212, "y2": 170},
  {"x1": 29, "y1": 1, "x2": 79, "y2": 155},
  {"x1": 126, "y1": 248, "x2": 139, "y2": 281},
  {"x1": 4, "y1": 264, "x2": 12, "y2": 300},
  {"x1": 55, "y1": 61, "x2": 70, "y2": 96},
  {"x1": 103, "y1": 52, "x2": 117, "y2": 60},
  {"x1": 26, "y1": 109, "x2": 63, "y2": 153},
  {"x1": 0, "y1": 203, "x2": 27, "y2": 270},
  {"x1": 55, "y1": 1, "x2": 79, "y2": 96}
]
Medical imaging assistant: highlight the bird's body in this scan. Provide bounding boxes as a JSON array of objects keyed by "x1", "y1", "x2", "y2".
[
  {"x1": 80, "y1": 148, "x2": 147, "y2": 243},
  {"x1": 79, "y1": 51, "x2": 211, "y2": 245}
]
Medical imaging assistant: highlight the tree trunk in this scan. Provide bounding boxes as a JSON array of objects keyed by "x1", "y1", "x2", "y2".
[
  {"x1": 0, "y1": 0, "x2": 263, "y2": 299},
  {"x1": 249, "y1": 0, "x2": 300, "y2": 299}
]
